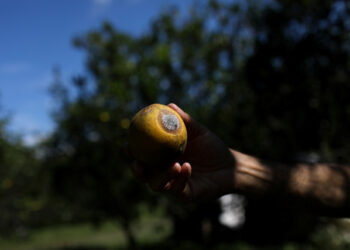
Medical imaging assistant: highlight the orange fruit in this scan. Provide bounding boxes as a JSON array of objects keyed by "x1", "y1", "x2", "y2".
[{"x1": 129, "y1": 104, "x2": 187, "y2": 168}]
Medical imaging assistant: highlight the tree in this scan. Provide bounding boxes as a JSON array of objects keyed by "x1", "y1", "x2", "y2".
[
  {"x1": 0, "y1": 116, "x2": 48, "y2": 238},
  {"x1": 44, "y1": 0, "x2": 350, "y2": 247}
]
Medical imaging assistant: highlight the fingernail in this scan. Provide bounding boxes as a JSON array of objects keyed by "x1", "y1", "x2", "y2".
[{"x1": 173, "y1": 163, "x2": 181, "y2": 175}]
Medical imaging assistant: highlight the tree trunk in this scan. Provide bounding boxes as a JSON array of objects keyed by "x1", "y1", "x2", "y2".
[{"x1": 121, "y1": 219, "x2": 138, "y2": 250}]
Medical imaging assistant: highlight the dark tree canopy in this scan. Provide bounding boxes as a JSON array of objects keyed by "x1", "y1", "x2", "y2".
[
  {"x1": 38, "y1": 0, "x2": 350, "y2": 247},
  {"x1": 0, "y1": 118, "x2": 45, "y2": 237}
]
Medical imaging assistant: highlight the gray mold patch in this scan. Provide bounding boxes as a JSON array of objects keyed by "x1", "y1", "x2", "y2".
[{"x1": 161, "y1": 114, "x2": 179, "y2": 131}]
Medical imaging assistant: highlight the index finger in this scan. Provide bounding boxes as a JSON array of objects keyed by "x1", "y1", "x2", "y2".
[{"x1": 167, "y1": 103, "x2": 207, "y2": 139}]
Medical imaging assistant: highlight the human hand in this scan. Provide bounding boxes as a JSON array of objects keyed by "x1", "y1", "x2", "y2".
[{"x1": 130, "y1": 103, "x2": 236, "y2": 201}]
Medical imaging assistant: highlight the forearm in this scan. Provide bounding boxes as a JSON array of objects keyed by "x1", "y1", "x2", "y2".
[{"x1": 230, "y1": 149, "x2": 350, "y2": 217}]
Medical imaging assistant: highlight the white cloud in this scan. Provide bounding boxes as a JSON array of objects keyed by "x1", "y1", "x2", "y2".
[
  {"x1": 8, "y1": 113, "x2": 52, "y2": 145},
  {"x1": 11, "y1": 114, "x2": 41, "y2": 132},
  {"x1": 90, "y1": 0, "x2": 114, "y2": 18},
  {"x1": 22, "y1": 132, "x2": 47, "y2": 146},
  {"x1": 0, "y1": 62, "x2": 31, "y2": 74}
]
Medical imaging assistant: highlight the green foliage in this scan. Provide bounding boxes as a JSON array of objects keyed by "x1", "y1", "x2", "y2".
[
  {"x1": 1, "y1": 0, "x2": 350, "y2": 247},
  {"x1": 39, "y1": 0, "x2": 350, "y2": 247},
  {"x1": 0, "y1": 118, "x2": 48, "y2": 237}
]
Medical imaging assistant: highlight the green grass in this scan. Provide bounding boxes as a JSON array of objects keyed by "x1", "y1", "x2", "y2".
[
  {"x1": 2, "y1": 215, "x2": 350, "y2": 250},
  {"x1": 0, "y1": 215, "x2": 172, "y2": 250},
  {"x1": 0, "y1": 222, "x2": 126, "y2": 250}
]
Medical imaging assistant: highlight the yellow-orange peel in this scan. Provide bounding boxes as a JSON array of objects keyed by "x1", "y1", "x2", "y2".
[{"x1": 128, "y1": 103, "x2": 187, "y2": 167}]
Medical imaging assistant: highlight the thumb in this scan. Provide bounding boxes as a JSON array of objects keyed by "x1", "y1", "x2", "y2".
[{"x1": 168, "y1": 103, "x2": 206, "y2": 139}]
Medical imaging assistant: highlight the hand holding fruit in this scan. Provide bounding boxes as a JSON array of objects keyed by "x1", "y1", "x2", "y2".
[
  {"x1": 128, "y1": 103, "x2": 350, "y2": 215},
  {"x1": 128, "y1": 103, "x2": 236, "y2": 201}
]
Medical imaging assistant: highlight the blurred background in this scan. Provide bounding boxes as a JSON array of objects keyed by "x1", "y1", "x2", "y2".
[{"x1": 1, "y1": 0, "x2": 350, "y2": 249}]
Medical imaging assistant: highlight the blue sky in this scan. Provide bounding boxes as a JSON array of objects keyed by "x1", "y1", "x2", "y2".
[{"x1": 0, "y1": 0, "x2": 191, "y2": 145}]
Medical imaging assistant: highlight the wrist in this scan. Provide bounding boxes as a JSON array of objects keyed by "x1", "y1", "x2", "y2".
[
  {"x1": 228, "y1": 149, "x2": 350, "y2": 216},
  {"x1": 229, "y1": 149, "x2": 285, "y2": 196}
]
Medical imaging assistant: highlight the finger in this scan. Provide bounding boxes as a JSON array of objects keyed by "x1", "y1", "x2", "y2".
[
  {"x1": 148, "y1": 162, "x2": 182, "y2": 192},
  {"x1": 167, "y1": 103, "x2": 192, "y2": 125},
  {"x1": 169, "y1": 162, "x2": 192, "y2": 199},
  {"x1": 168, "y1": 103, "x2": 206, "y2": 138},
  {"x1": 180, "y1": 162, "x2": 192, "y2": 178}
]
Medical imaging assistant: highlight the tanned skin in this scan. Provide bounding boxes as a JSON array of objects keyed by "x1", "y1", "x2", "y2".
[{"x1": 130, "y1": 103, "x2": 350, "y2": 217}]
